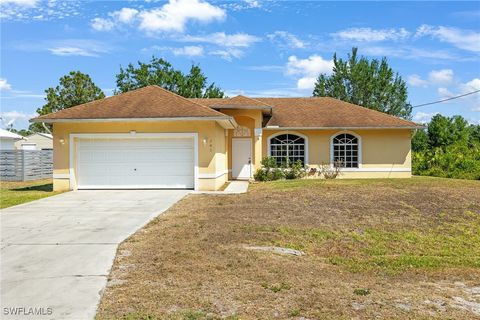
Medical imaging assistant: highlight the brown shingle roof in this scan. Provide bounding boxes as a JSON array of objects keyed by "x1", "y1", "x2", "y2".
[
  {"x1": 33, "y1": 87, "x2": 420, "y2": 129},
  {"x1": 190, "y1": 98, "x2": 228, "y2": 107},
  {"x1": 255, "y1": 97, "x2": 419, "y2": 128},
  {"x1": 191, "y1": 96, "x2": 419, "y2": 128},
  {"x1": 33, "y1": 85, "x2": 227, "y2": 121},
  {"x1": 214, "y1": 95, "x2": 272, "y2": 107},
  {"x1": 192, "y1": 96, "x2": 272, "y2": 112}
]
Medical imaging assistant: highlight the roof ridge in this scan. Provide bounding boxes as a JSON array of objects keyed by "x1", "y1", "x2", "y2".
[
  {"x1": 233, "y1": 95, "x2": 273, "y2": 107},
  {"x1": 37, "y1": 85, "x2": 228, "y2": 120},
  {"x1": 150, "y1": 85, "x2": 227, "y2": 117}
]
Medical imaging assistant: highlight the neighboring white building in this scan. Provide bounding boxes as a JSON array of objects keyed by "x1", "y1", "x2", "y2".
[
  {"x1": 0, "y1": 128, "x2": 24, "y2": 150},
  {"x1": 15, "y1": 132, "x2": 53, "y2": 150}
]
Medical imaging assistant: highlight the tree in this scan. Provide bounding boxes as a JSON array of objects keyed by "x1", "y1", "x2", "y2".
[
  {"x1": 412, "y1": 129, "x2": 429, "y2": 152},
  {"x1": 427, "y1": 114, "x2": 470, "y2": 149},
  {"x1": 10, "y1": 128, "x2": 32, "y2": 136},
  {"x1": 313, "y1": 48, "x2": 412, "y2": 119},
  {"x1": 412, "y1": 114, "x2": 480, "y2": 180},
  {"x1": 115, "y1": 56, "x2": 224, "y2": 98},
  {"x1": 470, "y1": 124, "x2": 480, "y2": 144},
  {"x1": 30, "y1": 71, "x2": 105, "y2": 132}
]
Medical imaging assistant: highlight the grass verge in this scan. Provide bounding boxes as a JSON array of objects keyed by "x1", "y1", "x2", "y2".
[{"x1": 0, "y1": 179, "x2": 62, "y2": 209}]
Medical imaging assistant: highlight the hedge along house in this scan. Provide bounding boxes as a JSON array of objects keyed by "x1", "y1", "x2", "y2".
[{"x1": 31, "y1": 85, "x2": 422, "y2": 191}]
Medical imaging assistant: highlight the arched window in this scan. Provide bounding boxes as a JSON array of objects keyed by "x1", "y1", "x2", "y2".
[
  {"x1": 269, "y1": 133, "x2": 306, "y2": 166},
  {"x1": 332, "y1": 133, "x2": 359, "y2": 168}
]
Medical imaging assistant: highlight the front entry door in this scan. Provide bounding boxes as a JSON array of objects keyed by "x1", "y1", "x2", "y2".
[{"x1": 232, "y1": 138, "x2": 252, "y2": 179}]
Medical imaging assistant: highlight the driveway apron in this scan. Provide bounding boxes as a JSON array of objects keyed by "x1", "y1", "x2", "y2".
[{"x1": 1, "y1": 190, "x2": 189, "y2": 320}]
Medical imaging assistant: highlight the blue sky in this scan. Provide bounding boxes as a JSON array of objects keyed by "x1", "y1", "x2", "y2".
[{"x1": 1, "y1": 0, "x2": 479, "y2": 129}]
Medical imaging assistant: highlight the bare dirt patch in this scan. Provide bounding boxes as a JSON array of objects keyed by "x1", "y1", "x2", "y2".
[{"x1": 97, "y1": 177, "x2": 480, "y2": 319}]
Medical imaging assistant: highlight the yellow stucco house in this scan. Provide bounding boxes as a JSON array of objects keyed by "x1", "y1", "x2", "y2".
[{"x1": 31, "y1": 85, "x2": 422, "y2": 191}]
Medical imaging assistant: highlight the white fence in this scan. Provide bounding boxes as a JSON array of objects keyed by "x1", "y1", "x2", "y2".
[{"x1": 0, "y1": 150, "x2": 53, "y2": 181}]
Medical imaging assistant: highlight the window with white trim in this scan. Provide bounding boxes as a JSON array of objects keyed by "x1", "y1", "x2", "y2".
[
  {"x1": 332, "y1": 133, "x2": 359, "y2": 168},
  {"x1": 269, "y1": 134, "x2": 305, "y2": 166}
]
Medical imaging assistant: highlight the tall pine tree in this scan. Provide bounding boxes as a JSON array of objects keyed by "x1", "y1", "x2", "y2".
[{"x1": 313, "y1": 48, "x2": 412, "y2": 119}]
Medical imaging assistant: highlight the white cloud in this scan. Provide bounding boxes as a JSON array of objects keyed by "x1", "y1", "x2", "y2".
[
  {"x1": 415, "y1": 25, "x2": 480, "y2": 53},
  {"x1": 461, "y1": 78, "x2": 480, "y2": 92},
  {"x1": 286, "y1": 55, "x2": 334, "y2": 90},
  {"x1": 363, "y1": 46, "x2": 458, "y2": 61},
  {"x1": 408, "y1": 69, "x2": 454, "y2": 88},
  {"x1": 145, "y1": 33, "x2": 258, "y2": 60},
  {"x1": 267, "y1": 31, "x2": 305, "y2": 49},
  {"x1": 408, "y1": 74, "x2": 428, "y2": 87},
  {"x1": 112, "y1": 7, "x2": 138, "y2": 23},
  {"x1": 438, "y1": 78, "x2": 479, "y2": 101},
  {"x1": 211, "y1": 48, "x2": 244, "y2": 61},
  {"x1": 224, "y1": 0, "x2": 262, "y2": 11},
  {"x1": 0, "y1": 110, "x2": 37, "y2": 121},
  {"x1": 1, "y1": 0, "x2": 81, "y2": 21},
  {"x1": 91, "y1": 17, "x2": 114, "y2": 31},
  {"x1": 244, "y1": 65, "x2": 283, "y2": 72},
  {"x1": 0, "y1": 78, "x2": 12, "y2": 91},
  {"x1": 296, "y1": 77, "x2": 317, "y2": 90},
  {"x1": 413, "y1": 111, "x2": 439, "y2": 123},
  {"x1": 172, "y1": 45, "x2": 204, "y2": 57},
  {"x1": 332, "y1": 27, "x2": 410, "y2": 42},
  {"x1": 225, "y1": 87, "x2": 302, "y2": 98},
  {"x1": 437, "y1": 87, "x2": 454, "y2": 99},
  {"x1": 138, "y1": 0, "x2": 225, "y2": 33},
  {"x1": 179, "y1": 32, "x2": 260, "y2": 60},
  {"x1": 48, "y1": 47, "x2": 99, "y2": 57},
  {"x1": 244, "y1": 0, "x2": 260, "y2": 8},
  {"x1": 181, "y1": 32, "x2": 261, "y2": 47},
  {"x1": 92, "y1": 0, "x2": 225, "y2": 34},
  {"x1": 428, "y1": 69, "x2": 454, "y2": 85},
  {"x1": 0, "y1": 0, "x2": 38, "y2": 7},
  {"x1": 437, "y1": 79, "x2": 480, "y2": 112},
  {"x1": 91, "y1": 7, "x2": 139, "y2": 31},
  {"x1": 45, "y1": 40, "x2": 111, "y2": 57},
  {"x1": 0, "y1": 110, "x2": 38, "y2": 129},
  {"x1": 460, "y1": 78, "x2": 480, "y2": 112}
]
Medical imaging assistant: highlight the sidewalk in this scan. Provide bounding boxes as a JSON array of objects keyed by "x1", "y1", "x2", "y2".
[{"x1": 192, "y1": 180, "x2": 249, "y2": 194}]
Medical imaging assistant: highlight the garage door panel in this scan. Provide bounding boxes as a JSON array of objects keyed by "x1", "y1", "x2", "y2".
[{"x1": 76, "y1": 137, "x2": 195, "y2": 189}]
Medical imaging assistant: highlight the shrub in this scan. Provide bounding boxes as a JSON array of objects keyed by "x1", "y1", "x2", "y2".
[
  {"x1": 413, "y1": 143, "x2": 480, "y2": 180},
  {"x1": 253, "y1": 168, "x2": 269, "y2": 181},
  {"x1": 412, "y1": 115, "x2": 480, "y2": 180},
  {"x1": 319, "y1": 160, "x2": 342, "y2": 179},
  {"x1": 284, "y1": 160, "x2": 307, "y2": 180},
  {"x1": 254, "y1": 157, "x2": 306, "y2": 181}
]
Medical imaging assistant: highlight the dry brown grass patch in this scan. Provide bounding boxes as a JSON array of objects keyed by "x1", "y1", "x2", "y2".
[{"x1": 97, "y1": 177, "x2": 480, "y2": 319}]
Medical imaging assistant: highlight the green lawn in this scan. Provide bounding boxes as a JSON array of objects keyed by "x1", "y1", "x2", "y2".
[{"x1": 0, "y1": 179, "x2": 63, "y2": 209}]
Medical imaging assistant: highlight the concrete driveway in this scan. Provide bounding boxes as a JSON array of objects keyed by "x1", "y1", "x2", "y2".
[{"x1": 0, "y1": 190, "x2": 189, "y2": 320}]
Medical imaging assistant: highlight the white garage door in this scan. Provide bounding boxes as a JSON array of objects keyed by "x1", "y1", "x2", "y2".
[{"x1": 76, "y1": 137, "x2": 194, "y2": 189}]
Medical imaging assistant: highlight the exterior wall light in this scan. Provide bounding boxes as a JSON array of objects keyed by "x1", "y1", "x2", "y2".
[{"x1": 59, "y1": 138, "x2": 65, "y2": 145}]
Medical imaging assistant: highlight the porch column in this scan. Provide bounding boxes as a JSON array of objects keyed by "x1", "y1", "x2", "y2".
[{"x1": 253, "y1": 128, "x2": 263, "y2": 172}]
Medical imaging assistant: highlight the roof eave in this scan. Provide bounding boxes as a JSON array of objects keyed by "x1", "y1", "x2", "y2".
[
  {"x1": 263, "y1": 125, "x2": 425, "y2": 130},
  {"x1": 30, "y1": 116, "x2": 234, "y2": 123}
]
